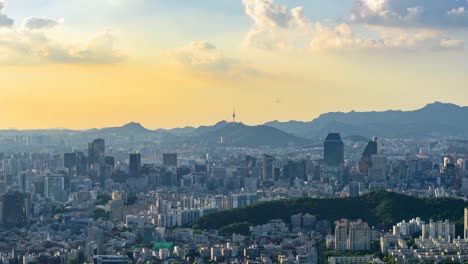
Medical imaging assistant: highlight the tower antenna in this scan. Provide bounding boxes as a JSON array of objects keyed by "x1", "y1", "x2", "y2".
[{"x1": 233, "y1": 107, "x2": 236, "y2": 123}]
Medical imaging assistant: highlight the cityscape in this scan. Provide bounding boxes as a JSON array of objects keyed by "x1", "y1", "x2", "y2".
[
  {"x1": 2, "y1": 0, "x2": 468, "y2": 264},
  {"x1": 0, "y1": 103, "x2": 468, "y2": 264}
]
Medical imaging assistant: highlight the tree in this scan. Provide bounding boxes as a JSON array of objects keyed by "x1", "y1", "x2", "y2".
[
  {"x1": 92, "y1": 208, "x2": 109, "y2": 221},
  {"x1": 67, "y1": 258, "x2": 80, "y2": 264}
]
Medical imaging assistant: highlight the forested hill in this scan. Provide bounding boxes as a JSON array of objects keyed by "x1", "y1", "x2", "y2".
[{"x1": 193, "y1": 191, "x2": 466, "y2": 233}]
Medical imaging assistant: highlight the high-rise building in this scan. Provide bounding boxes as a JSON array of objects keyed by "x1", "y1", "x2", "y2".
[
  {"x1": 368, "y1": 154, "x2": 387, "y2": 181},
  {"x1": 421, "y1": 219, "x2": 455, "y2": 242},
  {"x1": 1, "y1": 190, "x2": 30, "y2": 228},
  {"x1": 89, "y1": 139, "x2": 105, "y2": 164},
  {"x1": 359, "y1": 138, "x2": 378, "y2": 174},
  {"x1": 63, "y1": 153, "x2": 77, "y2": 170},
  {"x1": 283, "y1": 160, "x2": 307, "y2": 183},
  {"x1": 324, "y1": 133, "x2": 344, "y2": 167},
  {"x1": 246, "y1": 156, "x2": 256, "y2": 177},
  {"x1": 44, "y1": 174, "x2": 65, "y2": 201},
  {"x1": 349, "y1": 182, "x2": 360, "y2": 197},
  {"x1": 104, "y1": 156, "x2": 115, "y2": 168},
  {"x1": 163, "y1": 153, "x2": 178, "y2": 167},
  {"x1": 88, "y1": 226, "x2": 105, "y2": 255},
  {"x1": 348, "y1": 220, "x2": 370, "y2": 252},
  {"x1": 262, "y1": 155, "x2": 275, "y2": 180},
  {"x1": 335, "y1": 219, "x2": 370, "y2": 252},
  {"x1": 129, "y1": 154, "x2": 141, "y2": 178},
  {"x1": 335, "y1": 219, "x2": 349, "y2": 251},
  {"x1": 465, "y1": 208, "x2": 468, "y2": 240}
]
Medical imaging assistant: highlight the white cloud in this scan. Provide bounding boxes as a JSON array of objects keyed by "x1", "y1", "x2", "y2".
[
  {"x1": 168, "y1": 41, "x2": 233, "y2": 71},
  {"x1": 0, "y1": 3, "x2": 123, "y2": 64},
  {"x1": 0, "y1": 29, "x2": 124, "y2": 64},
  {"x1": 22, "y1": 17, "x2": 64, "y2": 31},
  {"x1": 350, "y1": 0, "x2": 468, "y2": 28},
  {"x1": 440, "y1": 38, "x2": 464, "y2": 49},
  {"x1": 0, "y1": 1, "x2": 13, "y2": 28},
  {"x1": 242, "y1": 0, "x2": 312, "y2": 49},
  {"x1": 309, "y1": 23, "x2": 464, "y2": 51}
]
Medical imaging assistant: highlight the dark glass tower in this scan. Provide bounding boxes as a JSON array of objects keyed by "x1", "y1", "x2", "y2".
[
  {"x1": 359, "y1": 138, "x2": 378, "y2": 174},
  {"x1": 323, "y1": 133, "x2": 344, "y2": 167},
  {"x1": 129, "y1": 153, "x2": 141, "y2": 177}
]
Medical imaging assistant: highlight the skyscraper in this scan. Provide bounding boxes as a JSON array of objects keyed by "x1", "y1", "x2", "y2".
[
  {"x1": 88, "y1": 139, "x2": 105, "y2": 164},
  {"x1": 349, "y1": 182, "x2": 360, "y2": 197},
  {"x1": 245, "y1": 155, "x2": 256, "y2": 177},
  {"x1": 348, "y1": 220, "x2": 371, "y2": 252},
  {"x1": 335, "y1": 219, "x2": 348, "y2": 251},
  {"x1": 129, "y1": 153, "x2": 141, "y2": 178},
  {"x1": 324, "y1": 133, "x2": 344, "y2": 167},
  {"x1": 63, "y1": 152, "x2": 77, "y2": 171},
  {"x1": 464, "y1": 208, "x2": 468, "y2": 239},
  {"x1": 88, "y1": 226, "x2": 105, "y2": 255},
  {"x1": 1, "y1": 190, "x2": 30, "y2": 228},
  {"x1": 163, "y1": 153, "x2": 178, "y2": 167},
  {"x1": 262, "y1": 154, "x2": 275, "y2": 180},
  {"x1": 369, "y1": 154, "x2": 388, "y2": 181},
  {"x1": 359, "y1": 138, "x2": 378, "y2": 174}
]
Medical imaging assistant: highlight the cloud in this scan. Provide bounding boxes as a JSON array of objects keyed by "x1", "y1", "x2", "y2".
[
  {"x1": 242, "y1": 0, "x2": 312, "y2": 49},
  {"x1": 0, "y1": 29, "x2": 124, "y2": 64},
  {"x1": 168, "y1": 41, "x2": 234, "y2": 71},
  {"x1": 309, "y1": 23, "x2": 464, "y2": 51},
  {"x1": 0, "y1": 1, "x2": 13, "y2": 28},
  {"x1": 22, "y1": 17, "x2": 64, "y2": 30},
  {"x1": 350, "y1": 0, "x2": 468, "y2": 28}
]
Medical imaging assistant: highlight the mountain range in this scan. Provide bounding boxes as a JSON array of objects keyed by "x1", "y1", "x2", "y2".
[
  {"x1": 1, "y1": 102, "x2": 467, "y2": 148},
  {"x1": 265, "y1": 102, "x2": 468, "y2": 138}
]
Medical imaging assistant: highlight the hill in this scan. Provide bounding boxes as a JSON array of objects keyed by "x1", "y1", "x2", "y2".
[
  {"x1": 264, "y1": 102, "x2": 468, "y2": 138},
  {"x1": 191, "y1": 122, "x2": 310, "y2": 147},
  {"x1": 193, "y1": 191, "x2": 467, "y2": 234}
]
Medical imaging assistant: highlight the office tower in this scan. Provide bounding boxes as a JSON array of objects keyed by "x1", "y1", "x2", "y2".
[
  {"x1": 104, "y1": 156, "x2": 115, "y2": 168},
  {"x1": 359, "y1": 138, "x2": 378, "y2": 174},
  {"x1": 465, "y1": 208, "x2": 468, "y2": 240},
  {"x1": 88, "y1": 139, "x2": 105, "y2": 163},
  {"x1": 246, "y1": 155, "x2": 256, "y2": 177},
  {"x1": 63, "y1": 153, "x2": 77, "y2": 170},
  {"x1": 88, "y1": 226, "x2": 105, "y2": 255},
  {"x1": 283, "y1": 160, "x2": 308, "y2": 184},
  {"x1": 349, "y1": 182, "x2": 360, "y2": 197},
  {"x1": 348, "y1": 220, "x2": 370, "y2": 252},
  {"x1": 324, "y1": 133, "x2": 344, "y2": 167},
  {"x1": 1, "y1": 190, "x2": 30, "y2": 228},
  {"x1": 44, "y1": 175, "x2": 65, "y2": 201},
  {"x1": 33, "y1": 180, "x2": 45, "y2": 197},
  {"x1": 335, "y1": 219, "x2": 349, "y2": 251},
  {"x1": 368, "y1": 154, "x2": 387, "y2": 181},
  {"x1": 163, "y1": 153, "x2": 178, "y2": 167},
  {"x1": 76, "y1": 152, "x2": 88, "y2": 176},
  {"x1": 129, "y1": 154, "x2": 141, "y2": 178},
  {"x1": 262, "y1": 155, "x2": 275, "y2": 180}
]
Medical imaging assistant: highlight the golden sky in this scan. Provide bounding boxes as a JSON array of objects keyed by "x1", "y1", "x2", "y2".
[{"x1": 0, "y1": 0, "x2": 467, "y2": 129}]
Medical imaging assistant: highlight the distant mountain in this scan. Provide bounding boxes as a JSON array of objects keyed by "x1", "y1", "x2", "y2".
[
  {"x1": 191, "y1": 122, "x2": 310, "y2": 147},
  {"x1": 85, "y1": 122, "x2": 155, "y2": 137},
  {"x1": 156, "y1": 126, "x2": 196, "y2": 136},
  {"x1": 265, "y1": 102, "x2": 468, "y2": 138}
]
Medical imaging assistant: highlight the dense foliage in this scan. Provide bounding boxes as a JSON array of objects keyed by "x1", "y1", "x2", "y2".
[{"x1": 194, "y1": 191, "x2": 467, "y2": 234}]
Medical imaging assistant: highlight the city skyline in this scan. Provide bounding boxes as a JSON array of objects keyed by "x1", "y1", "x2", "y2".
[{"x1": 1, "y1": 0, "x2": 468, "y2": 129}]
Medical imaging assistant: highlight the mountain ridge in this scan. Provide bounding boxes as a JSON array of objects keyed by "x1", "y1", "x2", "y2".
[{"x1": 0, "y1": 102, "x2": 467, "y2": 140}]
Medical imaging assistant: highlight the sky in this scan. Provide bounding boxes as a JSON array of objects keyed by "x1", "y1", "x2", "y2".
[{"x1": 1, "y1": 0, "x2": 468, "y2": 129}]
